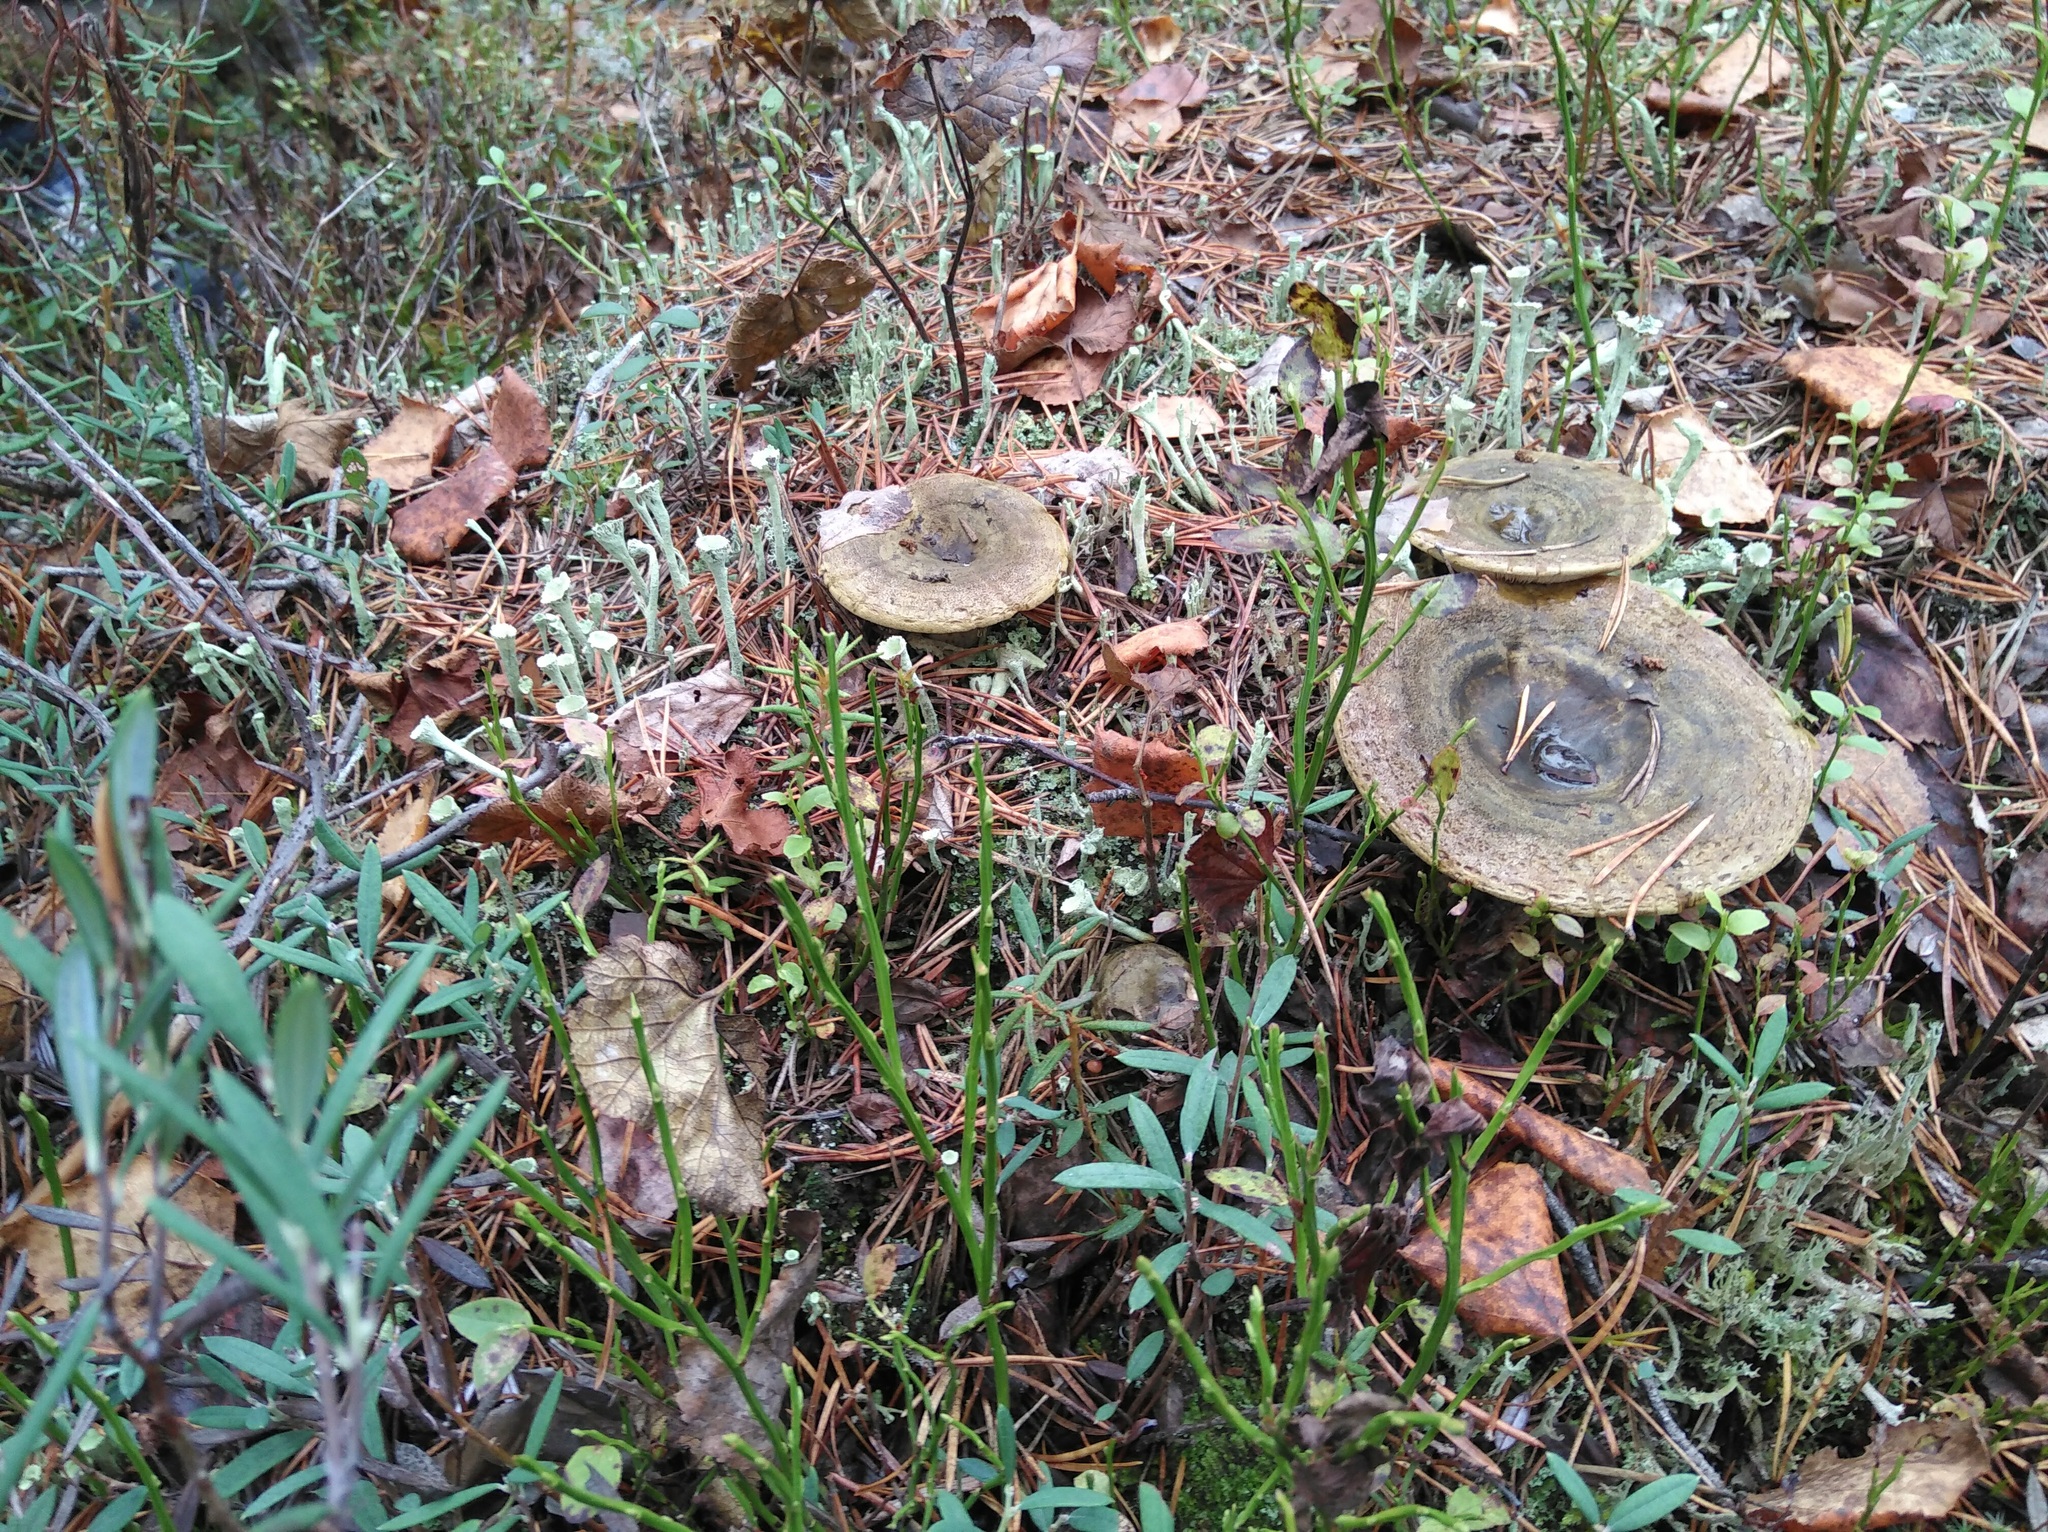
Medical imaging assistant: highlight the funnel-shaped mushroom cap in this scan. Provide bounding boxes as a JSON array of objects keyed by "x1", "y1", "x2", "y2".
[
  {"x1": 1410, "y1": 451, "x2": 1668, "y2": 582},
  {"x1": 1337, "y1": 576, "x2": 1809, "y2": 916},
  {"x1": 819, "y1": 474, "x2": 1068, "y2": 634}
]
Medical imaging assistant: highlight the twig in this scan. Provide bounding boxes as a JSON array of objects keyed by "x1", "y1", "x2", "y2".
[
  {"x1": 166, "y1": 301, "x2": 220, "y2": 543},
  {"x1": 0, "y1": 648, "x2": 112, "y2": 742},
  {"x1": 1635, "y1": 1362, "x2": 1730, "y2": 1494},
  {"x1": 918, "y1": 55, "x2": 977, "y2": 414}
]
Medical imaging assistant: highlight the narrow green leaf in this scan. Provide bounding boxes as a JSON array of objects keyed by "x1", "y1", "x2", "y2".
[
  {"x1": 1545, "y1": 1453, "x2": 1602, "y2": 1528},
  {"x1": 1054, "y1": 1162, "x2": 1183, "y2": 1197},
  {"x1": 270, "y1": 976, "x2": 331, "y2": 1143},
  {"x1": 1604, "y1": 1473, "x2": 1699, "y2": 1532},
  {"x1": 1753, "y1": 1082, "x2": 1834, "y2": 1111},
  {"x1": 1669, "y1": 1228, "x2": 1744, "y2": 1257},
  {"x1": 52, "y1": 942, "x2": 104, "y2": 1172},
  {"x1": 1179, "y1": 1051, "x2": 1220, "y2": 1161},
  {"x1": 1125, "y1": 1096, "x2": 1176, "y2": 1179},
  {"x1": 151, "y1": 894, "x2": 265, "y2": 1059}
]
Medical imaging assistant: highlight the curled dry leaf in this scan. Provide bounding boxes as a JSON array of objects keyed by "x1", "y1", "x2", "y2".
[
  {"x1": 1781, "y1": 345, "x2": 1972, "y2": 422},
  {"x1": 1053, "y1": 181, "x2": 1161, "y2": 294},
  {"x1": 1637, "y1": 406, "x2": 1774, "y2": 525},
  {"x1": 681, "y1": 747, "x2": 794, "y2": 857},
  {"x1": 490, "y1": 366, "x2": 553, "y2": 471},
  {"x1": 363, "y1": 399, "x2": 455, "y2": 492},
  {"x1": 1090, "y1": 730, "x2": 1203, "y2": 838},
  {"x1": 466, "y1": 768, "x2": 666, "y2": 853},
  {"x1": 879, "y1": 13, "x2": 1101, "y2": 160},
  {"x1": 1747, "y1": 1410, "x2": 1990, "y2": 1531},
  {"x1": 391, "y1": 443, "x2": 517, "y2": 563},
  {"x1": 376, "y1": 776, "x2": 437, "y2": 913},
  {"x1": 671, "y1": 1211, "x2": 819, "y2": 1470},
  {"x1": 1397, "y1": 1161, "x2": 1570, "y2": 1341},
  {"x1": 1426, "y1": 1061, "x2": 1656, "y2": 1198},
  {"x1": 203, "y1": 400, "x2": 359, "y2": 489},
  {"x1": 1131, "y1": 394, "x2": 1225, "y2": 440},
  {"x1": 4, "y1": 1156, "x2": 235, "y2": 1344},
  {"x1": 567, "y1": 936, "x2": 765, "y2": 1217},
  {"x1": 1090, "y1": 617, "x2": 1210, "y2": 682},
  {"x1": 974, "y1": 255, "x2": 1079, "y2": 362},
  {"x1": 727, "y1": 257, "x2": 875, "y2": 390},
  {"x1": 1473, "y1": 0, "x2": 1519, "y2": 36},
  {"x1": 1132, "y1": 13, "x2": 1181, "y2": 61},
  {"x1": 1644, "y1": 27, "x2": 1794, "y2": 121}
]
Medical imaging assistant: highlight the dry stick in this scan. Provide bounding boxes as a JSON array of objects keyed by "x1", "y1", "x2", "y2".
[
  {"x1": 1623, "y1": 813, "x2": 1715, "y2": 933},
  {"x1": 1568, "y1": 797, "x2": 1695, "y2": 860},
  {"x1": 918, "y1": 56, "x2": 977, "y2": 414},
  {"x1": 166, "y1": 300, "x2": 221, "y2": 543}
]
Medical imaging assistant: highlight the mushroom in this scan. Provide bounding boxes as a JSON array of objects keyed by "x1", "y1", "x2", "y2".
[
  {"x1": 1409, "y1": 450, "x2": 1668, "y2": 583},
  {"x1": 1337, "y1": 575, "x2": 1810, "y2": 916},
  {"x1": 818, "y1": 474, "x2": 1068, "y2": 634}
]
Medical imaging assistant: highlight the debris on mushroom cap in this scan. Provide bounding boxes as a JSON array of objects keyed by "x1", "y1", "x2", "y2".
[
  {"x1": 1409, "y1": 450, "x2": 1670, "y2": 582},
  {"x1": 818, "y1": 473, "x2": 1069, "y2": 634},
  {"x1": 1336, "y1": 574, "x2": 1811, "y2": 916}
]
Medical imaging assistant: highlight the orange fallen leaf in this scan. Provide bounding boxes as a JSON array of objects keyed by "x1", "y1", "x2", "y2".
[
  {"x1": 1398, "y1": 1161, "x2": 1570, "y2": 1341},
  {"x1": 1090, "y1": 730, "x2": 1203, "y2": 838},
  {"x1": 1746, "y1": 1410, "x2": 1990, "y2": 1531},
  {"x1": 1089, "y1": 618, "x2": 1210, "y2": 682},
  {"x1": 1052, "y1": 184, "x2": 1161, "y2": 295},
  {"x1": 1473, "y1": 0, "x2": 1519, "y2": 37},
  {"x1": 490, "y1": 366, "x2": 553, "y2": 471},
  {"x1": 680, "y1": 747, "x2": 794, "y2": 857},
  {"x1": 362, "y1": 399, "x2": 454, "y2": 492},
  {"x1": 1427, "y1": 1061, "x2": 1657, "y2": 1199},
  {"x1": 974, "y1": 255, "x2": 1079, "y2": 362},
  {"x1": 467, "y1": 768, "x2": 666, "y2": 856},
  {"x1": 391, "y1": 445, "x2": 517, "y2": 563},
  {"x1": 377, "y1": 776, "x2": 437, "y2": 913},
  {"x1": 1781, "y1": 346, "x2": 1972, "y2": 423}
]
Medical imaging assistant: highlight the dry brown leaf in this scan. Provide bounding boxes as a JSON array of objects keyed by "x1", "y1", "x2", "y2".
[
  {"x1": 1820, "y1": 603, "x2": 1956, "y2": 748},
  {"x1": 1110, "y1": 99, "x2": 1186, "y2": 151},
  {"x1": 727, "y1": 257, "x2": 875, "y2": 389},
  {"x1": 1638, "y1": 406, "x2": 1774, "y2": 525},
  {"x1": 973, "y1": 255, "x2": 1079, "y2": 361},
  {"x1": 490, "y1": 366, "x2": 552, "y2": 471},
  {"x1": 1091, "y1": 618, "x2": 1210, "y2": 681},
  {"x1": 589, "y1": 1114, "x2": 680, "y2": 1219},
  {"x1": 391, "y1": 444, "x2": 517, "y2": 564},
  {"x1": 1781, "y1": 345, "x2": 1972, "y2": 422},
  {"x1": 607, "y1": 662, "x2": 755, "y2": 775},
  {"x1": 1644, "y1": 27, "x2": 1794, "y2": 119},
  {"x1": 1005, "y1": 346, "x2": 1118, "y2": 408},
  {"x1": 376, "y1": 653, "x2": 482, "y2": 755},
  {"x1": 202, "y1": 402, "x2": 358, "y2": 490},
  {"x1": 1118, "y1": 60, "x2": 1209, "y2": 109},
  {"x1": 1090, "y1": 730, "x2": 1203, "y2": 838},
  {"x1": 1397, "y1": 1161, "x2": 1569, "y2": 1341},
  {"x1": 466, "y1": 768, "x2": 663, "y2": 853},
  {"x1": 1132, "y1": 14, "x2": 1181, "y2": 61},
  {"x1": 1474, "y1": 0, "x2": 1519, "y2": 36},
  {"x1": 1096, "y1": 944, "x2": 1198, "y2": 1033},
  {"x1": 377, "y1": 777, "x2": 436, "y2": 913},
  {"x1": 879, "y1": 13, "x2": 1101, "y2": 159},
  {"x1": 566, "y1": 936, "x2": 765, "y2": 1217},
  {"x1": 1781, "y1": 265, "x2": 1909, "y2": 328},
  {"x1": 6, "y1": 1157, "x2": 235, "y2": 1344},
  {"x1": 1131, "y1": 394, "x2": 1225, "y2": 440},
  {"x1": 2030, "y1": 103, "x2": 2048, "y2": 153},
  {"x1": 362, "y1": 400, "x2": 454, "y2": 492},
  {"x1": 672, "y1": 1211, "x2": 818, "y2": 1470},
  {"x1": 1426, "y1": 1062, "x2": 1656, "y2": 1198},
  {"x1": 157, "y1": 697, "x2": 269, "y2": 834},
  {"x1": 821, "y1": 0, "x2": 894, "y2": 46},
  {"x1": 1747, "y1": 1411, "x2": 1990, "y2": 1531},
  {"x1": 681, "y1": 747, "x2": 793, "y2": 857},
  {"x1": 1817, "y1": 735, "x2": 1932, "y2": 859},
  {"x1": 1052, "y1": 182, "x2": 1161, "y2": 294}
]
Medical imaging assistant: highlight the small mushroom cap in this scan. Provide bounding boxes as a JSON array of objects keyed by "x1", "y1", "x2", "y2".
[
  {"x1": 819, "y1": 474, "x2": 1068, "y2": 634},
  {"x1": 1337, "y1": 575, "x2": 1810, "y2": 916},
  {"x1": 1409, "y1": 451, "x2": 1669, "y2": 582}
]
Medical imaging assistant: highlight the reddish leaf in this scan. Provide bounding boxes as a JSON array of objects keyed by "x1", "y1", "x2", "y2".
[
  {"x1": 1090, "y1": 618, "x2": 1209, "y2": 683},
  {"x1": 1090, "y1": 731, "x2": 1202, "y2": 838},
  {"x1": 1398, "y1": 1162, "x2": 1570, "y2": 1341},
  {"x1": 367, "y1": 653, "x2": 483, "y2": 756},
  {"x1": 391, "y1": 444, "x2": 517, "y2": 563},
  {"x1": 1426, "y1": 1061, "x2": 1656, "y2": 1198},
  {"x1": 491, "y1": 367, "x2": 553, "y2": 471},
  {"x1": 1185, "y1": 812, "x2": 1282, "y2": 931},
  {"x1": 466, "y1": 770, "x2": 665, "y2": 857},
  {"x1": 682, "y1": 748, "x2": 794, "y2": 857},
  {"x1": 156, "y1": 698, "x2": 271, "y2": 835}
]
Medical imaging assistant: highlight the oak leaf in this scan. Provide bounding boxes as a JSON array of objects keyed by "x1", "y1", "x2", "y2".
[{"x1": 566, "y1": 936, "x2": 765, "y2": 1217}]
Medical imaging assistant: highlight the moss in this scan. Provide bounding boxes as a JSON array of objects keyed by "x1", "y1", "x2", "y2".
[{"x1": 1166, "y1": 1368, "x2": 1285, "y2": 1530}]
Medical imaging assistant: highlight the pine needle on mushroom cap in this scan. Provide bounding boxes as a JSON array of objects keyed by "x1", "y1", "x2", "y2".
[
  {"x1": 1336, "y1": 575, "x2": 1811, "y2": 916},
  {"x1": 1410, "y1": 449, "x2": 1670, "y2": 583}
]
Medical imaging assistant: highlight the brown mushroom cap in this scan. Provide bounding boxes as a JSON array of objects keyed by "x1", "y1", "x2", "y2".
[
  {"x1": 1336, "y1": 575, "x2": 1810, "y2": 916},
  {"x1": 818, "y1": 473, "x2": 1068, "y2": 634},
  {"x1": 1409, "y1": 450, "x2": 1669, "y2": 582}
]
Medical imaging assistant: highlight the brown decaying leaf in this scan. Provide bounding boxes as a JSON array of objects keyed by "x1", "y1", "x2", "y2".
[
  {"x1": 1747, "y1": 1411, "x2": 1991, "y2": 1531},
  {"x1": 1637, "y1": 406, "x2": 1774, "y2": 526},
  {"x1": 5, "y1": 1157, "x2": 236, "y2": 1343},
  {"x1": 1781, "y1": 265, "x2": 1909, "y2": 328},
  {"x1": 1132, "y1": 13, "x2": 1181, "y2": 60},
  {"x1": 1426, "y1": 1061, "x2": 1656, "y2": 1198},
  {"x1": 1090, "y1": 730, "x2": 1203, "y2": 838},
  {"x1": 377, "y1": 776, "x2": 437, "y2": 913},
  {"x1": 490, "y1": 366, "x2": 553, "y2": 471},
  {"x1": 1643, "y1": 27, "x2": 1793, "y2": 121},
  {"x1": 606, "y1": 662, "x2": 756, "y2": 774},
  {"x1": 156, "y1": 695, "x2": 270, "y2": 833},
  {"x1": 362, "y1": 399, "x2": 455, "y2": 492},
  {"x1": 1820, "y1": 603, "x2": 1956, "y2": 748},
  {"x1": 2030, "y1": 103, "x2": 2048, "y2": 153},
  {"x1": 821, "y1": 0, "x2": 894, "y2": 45},
  {"x1": 466, "y1": 768, "x2": 665, "y2": 854},
  {"x1": 1089, "y1": 617, "x2": 1210, "y2": 682},
  {"x1": 1473, "y1": 0, "x2": 1519, "y2": 37},
  {"x1": 1185, "y1": 813, "x2": 1283, "y2": 931},
  {"x1": 879, "y1": 13, "x2": 1101, "y2": 160},
  {"x1": 391, "y1": 443, "x2": 517, "y2": 563},
  {"x1": 1397, "y1": 1161, "x2": 1570, "y2": 1341},
  {"x1": 2006, "y1": 848, "x2": 2048, "y2": 942},
  {"x1": 1131, "y1": 394, "x2": 1225, "y2": 440},
  {"x1": 1052, "y1": 182, "x2": 1161, "y2": 294},
  {"x1": 1780, "y1": 345, "x2": 1972, "y2": 421},
  {"x1": 727, "y1": 257, "x2": 875, "y2": 389},
  {"x1": 589, "y1": 1113, "x2": 680, "y2": 1219},
  {"x1": 566, "y1": 936, "x2": 764, "y2": 1217},
  {"x1": 670, "y1": 1211, "x2": 819, "y2": 1471},
  {"x1": 203, "y1": 401, "x2": 359, "y2": 489},
  {"x1": 681, "y1": 747, "x2": 794, "y2": 856},
  {"x1": 1096, "y1": 943, "x2": 1199, "y2": 1033},
  {"x1": 370, "y1": 652, "x2": 482, "y2": 755},
  {"x1": 973, "y1": 255, "x2": 1079, "y2": 361}
]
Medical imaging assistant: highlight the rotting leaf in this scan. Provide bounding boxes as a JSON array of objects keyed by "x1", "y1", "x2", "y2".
[
  {"x1": 490, "y1": 366, "x2": 553, "y2": 471},
  {"x1": 1052, "y1": 181, "x2": 1161, "y2": 294},
  {"x1": 973, "y1": 255, "x2": 1079, "y2": 362},
  {"x1": 1090, "y1": 730, "x2": 1203, "y2": 838},
  {"x1": 1131, "y1": 394, "x2": 1225, "y2": 440},
  {"x1": 1288, "y1": 281, "x2": 1360, "y2": 364},
  {"x1": 1781, "y1": 345, "x2": 1972, "y2": 422},
  {"x1": 1109, "y1": 62, "x2": 1209, "y2": 151},
  {"x1": 1089, "y1": 618, "x2": 1209, "y2": 682},
  {"x1": 1185, "y1": 811, "x2": 1283, "y2": 931},
  {"x1": 362, "y1": 399, "x2": 455, "y2": 492},
  {"x1": 466, "y1": 769, "x2": 664, "y2": 854},
  {"x1": 203, "y1": 400, "x2": 359, "y2": 490},
  {"x1": 156, "y1": 697, "x2": 270, "y2": 834},
  {"x1": 1473, "y1": 0, "x2": 1519, "y2": 37},
  {"x1": 879, "y1": 12, "x2": 1101, "y2": 160},
  {"x1": 391, "y1": 444, "x2": 517, "y2": 563},
  {"x1": 1636, "y1": 406, "x2": 1773, "y2": 525},
  {"x1": 1397, "y1": 1161, "x2": 1569, "y2": 1341},
  {"x1": 4, "y1": 1156, "x2": 235, "y2": 1343},
  {"x1": 377, "y1": 777, "x2": 436, "y2": 913},
  {"x1": 1747, "y1": 1410, "x2": 1990, "y2": 1531},
  {"x1": 1817, "y1": 603, "x2": 1956, "y2": 748},
  {"x1": 589, "y1": 1113, "x2": 680, "y2": 1220},
  {"x1": 671, "y1": 1210, "x2": 819, "y2": 1471},
  {"x1": 566, "y1": 936, "x2": 765, "y2": 1217},
  {"x1": 607, "y1": 662, "x2": 756, "y2": 774},
  {"x1": 1426, "y1": 1061, "x2": 1656, "y2": 1198},
  {"x1": 681, "y1": 747, "x2": 794, "y2": 857},
  {"x1": 369, "y1": 652, "x2": 482, "y2": 755},
  {"x1": 727, "y1": 256, "x2": 875, "y2": 390},
  {"x1": 1644, "y1": 27, "x2": 1794, "y2": 123},
  {"x1": 1096, "y1": 942, "x2": 1199, "y2": 1034},
  {"x1": 821, "y1": 0, "x2": 894, "y2": 46}
]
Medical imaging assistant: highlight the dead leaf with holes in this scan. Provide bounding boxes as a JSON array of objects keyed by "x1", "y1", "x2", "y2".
[
  {"x1": 363, "y1": 400, "x2": 455, "y2": 492},
  {"x1": 1637, "y1": 406, "x2": 1774, "y2": 525},
  {"x1": 879, "y1": 12, "x2": 1101, "y2": 159},
  {"x1": 4, "y1": 1157, "x2": 235, "y2": 1344},
  {"x1": 566, "y1": 936, "x2": 764, "y2": 1217},
  {"x1": 1644, "y1": 27, "x2": 1794, "y2": 121},
  {"x1": 607, "y1": 662, "x2": 756, "y2": 778},
  {"x1": 1782, "y1": 346, "x2": 1972, "y2": 422},
  {"x1": 391, "y1": 445, "x2": 517, "y2": 563},
  {"x1": 728, "y1": 258, "x2": 875, "y2": 390},
  {"x1": 1748, "y1": 1409, "x2": 1990, "y2": 1531},
  {"x1": 1398, "y1": 1161, "x2": 1569, "y2": 1341},
  {"x1": 1090, "y1": 731, "x2": 1204, "y2": 838}
]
